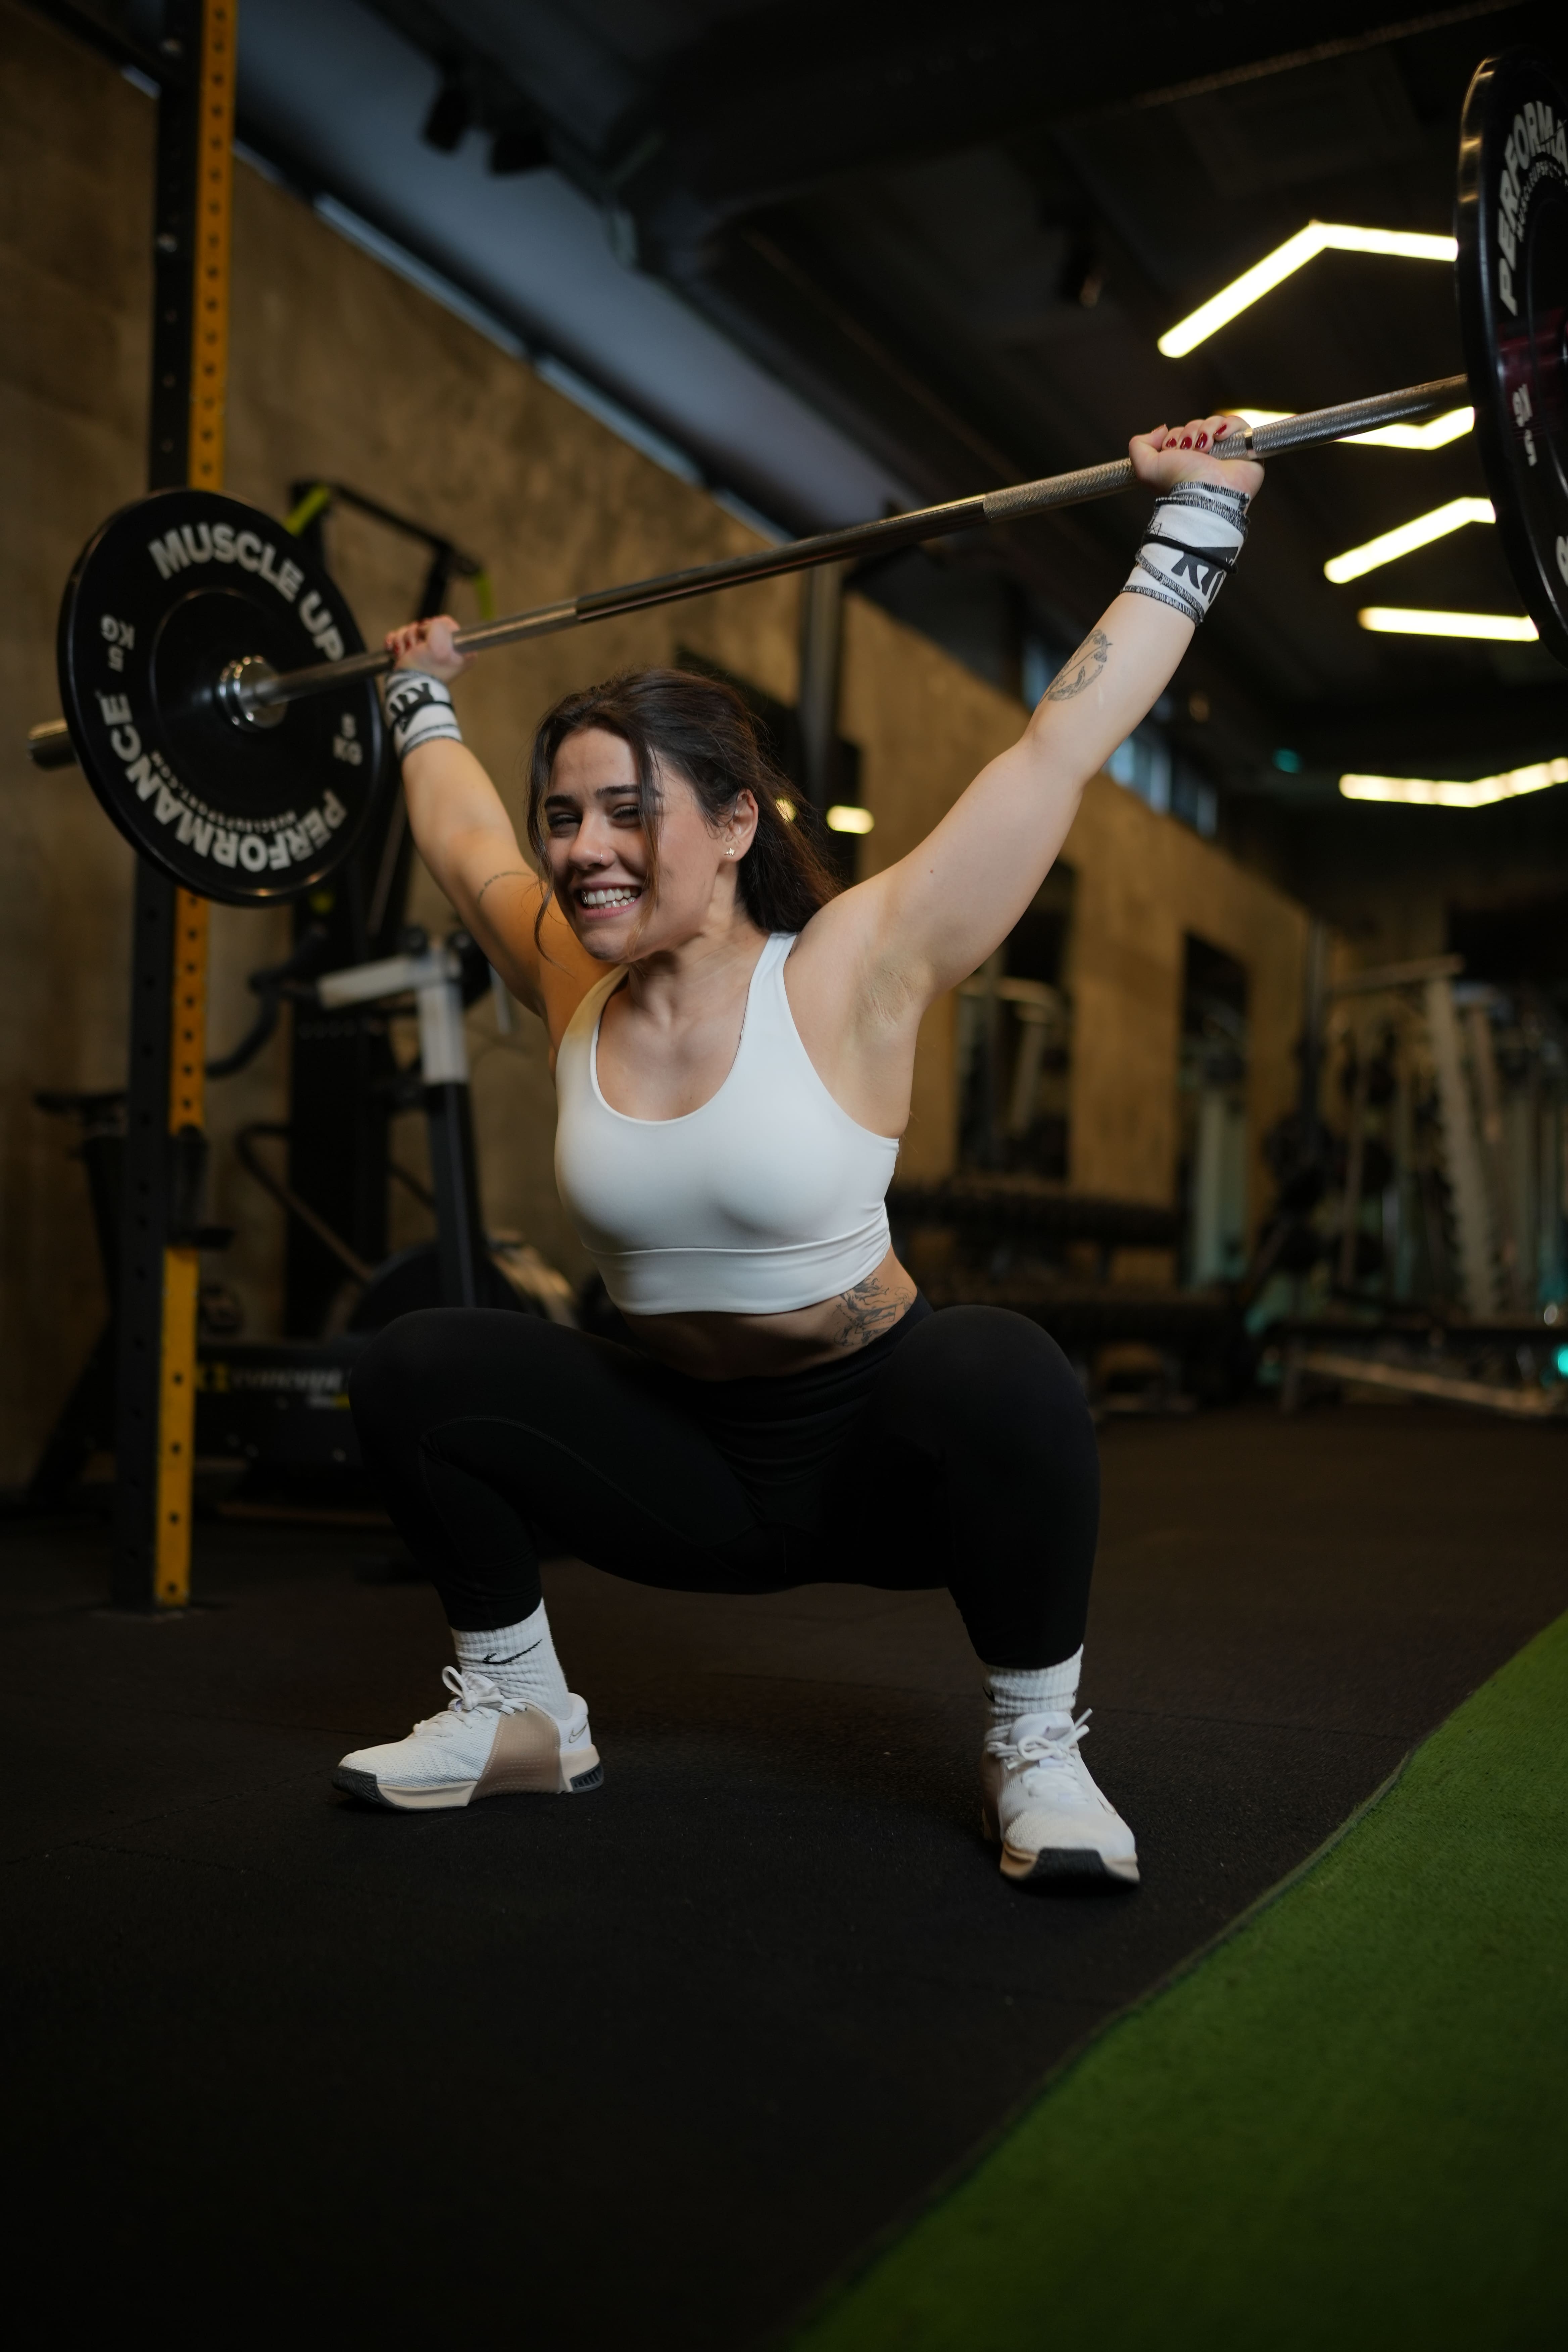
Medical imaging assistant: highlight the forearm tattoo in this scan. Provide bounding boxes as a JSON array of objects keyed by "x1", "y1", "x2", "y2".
[
  {"x1": 475, "y1": 868, "x2": 530, "y2": 911},
  {"x1": 829, "y1": 1276, "x2": 908, "y2": 1349},
  {"x1": 1043, "y1": 629, "x2": 1111, "y2": 702}
]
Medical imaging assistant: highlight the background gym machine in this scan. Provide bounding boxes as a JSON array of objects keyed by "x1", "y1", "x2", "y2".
[
  {"x1": 28, "y1": 917, "x2": 576, "y2": 1516},
  {"x1": 1250, "y1": 943, "x2": 1568, "y2": 1416}
]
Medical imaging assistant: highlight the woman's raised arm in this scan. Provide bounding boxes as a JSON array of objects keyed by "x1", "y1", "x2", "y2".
[
  {"x1": 847, "y1": 416, "x2": 1263, "y2": 1007},
  {"x1": 383, "y1": 616, "x2": 599, "y2": 1032}
]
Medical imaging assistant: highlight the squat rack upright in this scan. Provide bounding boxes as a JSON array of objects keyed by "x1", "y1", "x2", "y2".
[{"x1": 113, "y1": 0, "x2": 237, "y2": 1610}]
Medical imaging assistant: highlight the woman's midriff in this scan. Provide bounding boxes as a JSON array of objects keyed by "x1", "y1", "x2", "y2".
[{"x1": 618, "y1": 1245, "x2": 919, "y2": 1380}]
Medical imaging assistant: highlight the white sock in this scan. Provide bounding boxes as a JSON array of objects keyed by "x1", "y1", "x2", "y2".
[
  {"x1": 452, "y1": 1602, "x2": 572, "y2": 1720},
  {"x1": 985, "y1": 1647, "x2": 1083, "y2": 1727}
]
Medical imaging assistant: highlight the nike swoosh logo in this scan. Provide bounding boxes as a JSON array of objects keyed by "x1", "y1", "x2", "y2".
[{"x1": 482, "y1": 1640, "x2": 543, "y2": 1665}]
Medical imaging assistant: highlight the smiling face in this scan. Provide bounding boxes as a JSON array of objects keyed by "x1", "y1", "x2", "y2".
[{"x1": 542, "y1": 725, "x2": 757, "y2": 960}]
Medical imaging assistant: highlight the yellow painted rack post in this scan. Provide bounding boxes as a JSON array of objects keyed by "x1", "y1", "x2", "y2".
[{"x1": 110, "y1": 0, "x2": 236, "y2": 1610}]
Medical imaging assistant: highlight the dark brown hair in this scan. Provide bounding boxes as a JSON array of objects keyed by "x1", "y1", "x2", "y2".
[{"x1": 525, "y1": 668, "x2": 841, "y2": 937}]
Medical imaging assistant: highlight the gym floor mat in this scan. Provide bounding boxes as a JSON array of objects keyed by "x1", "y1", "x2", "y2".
[
  {"x1": 3, "y1": 1405, "x2": 1566, "y2": 2341},
  {"x1": 790, "y1": 1608, "x2": 1568, "y2": 2351}
]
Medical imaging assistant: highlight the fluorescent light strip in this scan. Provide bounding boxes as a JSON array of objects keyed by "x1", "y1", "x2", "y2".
[
  {"x1": 1236, "y1": 406, "x2": 1473, "y2": 451},
  {"x1": 1340, "y1": 757, "x2": 1568, "y2": 808},
  {"x1": 1159, "y1": 223, "x2": 1457, "y2": 357},
  {"x1": 826, "y1": 804, "x2": 875, "y2": 834},
  {"x1": 1358, "y1": 607, "x2": 1538, "y2": 642},
  {"x1": 1324, "y1": 498, "x2": 1493, "y2": 583}
]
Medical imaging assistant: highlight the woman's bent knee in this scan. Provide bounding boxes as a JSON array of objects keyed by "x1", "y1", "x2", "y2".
[
  {"x1": 350, "y1": 1309, "x2": 455, "y2": 1422},
  {"x1": 350, "y1": 1307, "x2": 562, "y2": 1434},
  {"x1": 893, "y1": 1305, "x2": 1092, "y2": 1442}
]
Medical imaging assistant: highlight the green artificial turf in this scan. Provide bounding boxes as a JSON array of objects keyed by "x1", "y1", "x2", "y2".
[{"x1": 792, "y1": 1611, "x2": 1568, "y2": 2352}]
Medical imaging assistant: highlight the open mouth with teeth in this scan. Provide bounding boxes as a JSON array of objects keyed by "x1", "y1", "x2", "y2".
[{"x1": 576, "y1": 884, "x2": 644, "y2": 914}]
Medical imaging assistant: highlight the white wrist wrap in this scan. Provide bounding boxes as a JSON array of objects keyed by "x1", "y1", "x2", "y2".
[
  {"x1": 385, "y1": 670, "x2": 463, "y2": 758},
  {"x1": 1123, "y1": 483, "x2": 1250, "y2": 625}
]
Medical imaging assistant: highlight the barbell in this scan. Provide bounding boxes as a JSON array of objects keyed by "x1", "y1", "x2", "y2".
[{"x1": 30, "y1": 47, "x2": 1568, "y2": 907}]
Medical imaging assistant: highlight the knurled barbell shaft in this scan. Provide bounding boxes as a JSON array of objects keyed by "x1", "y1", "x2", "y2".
[{"x1": 228, "y1": 373, "x2": 1464, "y2": 718}]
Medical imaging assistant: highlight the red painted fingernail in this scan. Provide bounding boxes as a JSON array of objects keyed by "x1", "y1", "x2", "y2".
[
  {"x1": 1196, "y1": 432, "x2": 1209, "y2": 448},
  {"x1": 1181, "y1": 436, "x2": 1193, "y2": 448}
]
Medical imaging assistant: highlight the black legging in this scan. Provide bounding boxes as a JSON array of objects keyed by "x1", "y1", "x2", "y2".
[{"x1": 349, "y1": 1300, "x2": 1099, "y2": 1668}]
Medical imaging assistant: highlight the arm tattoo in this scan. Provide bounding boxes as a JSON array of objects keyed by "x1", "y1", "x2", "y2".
[
  {"x1": 1043, "y1": 628, "x2": 1111, "y2": 702},
  {"x1": 475, "y1": 868, "x2": 529, "y2": 911},
  {"x1": 829, "y1": 1277, "x2": 908, "y2": 1349}
]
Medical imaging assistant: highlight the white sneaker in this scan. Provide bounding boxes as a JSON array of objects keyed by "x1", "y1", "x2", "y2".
[
  {"x1": 334, "y1": 1668, "x2": 602, "y2": 1812},
  {"x1": 981, "y1": 1708, "x2": 1139, "y2": 1885}
]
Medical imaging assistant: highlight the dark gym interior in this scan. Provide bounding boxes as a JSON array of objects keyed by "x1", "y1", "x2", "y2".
[{"x1": 3, "y1": 2, "x2": 1565, "y2": 2342}]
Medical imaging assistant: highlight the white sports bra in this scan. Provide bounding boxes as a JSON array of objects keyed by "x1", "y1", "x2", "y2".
[{"x1": 554, "y1": 932, "x2": 899, "y2": 1317}]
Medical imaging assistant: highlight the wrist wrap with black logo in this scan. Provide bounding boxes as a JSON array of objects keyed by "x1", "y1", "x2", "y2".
[
  {"x1": 1122, "y1": 482, "x2": 1250, "y2": 625},
  {"x1": 385, "y1": 669, "x2": 463, "y2": 759}
]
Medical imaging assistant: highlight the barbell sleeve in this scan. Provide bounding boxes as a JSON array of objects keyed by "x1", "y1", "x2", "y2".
[{"x1": 28, "y1": 719, "x2": 79, "y2": 771}]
